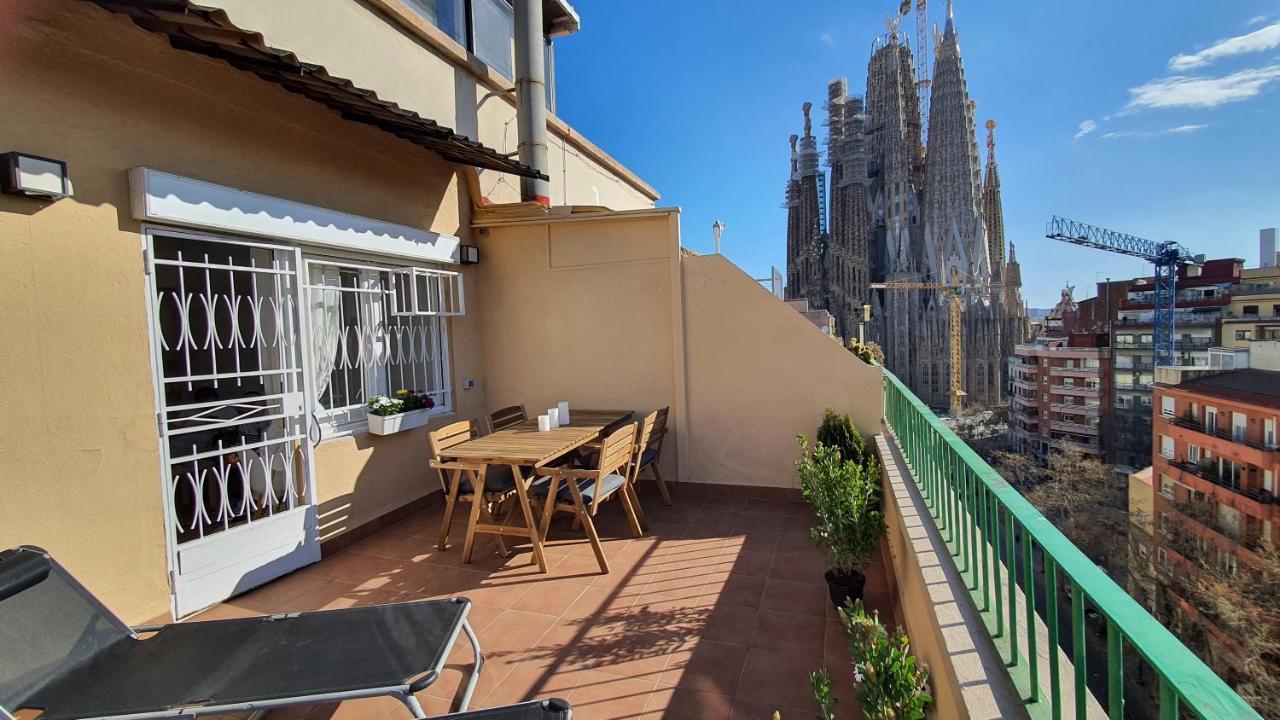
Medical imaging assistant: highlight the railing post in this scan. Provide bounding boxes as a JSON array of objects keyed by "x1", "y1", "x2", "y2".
[
  {"x1": 979, "y1": 483, "x2": 990, "y2": 612},
  {"x1": 1158, "y1": 676, "x2": 1178, "y2": 720},
  {"x1": 1024, "y1": 531, "x2": 1039, "y2": 702},
  {"x1": 1072, "y1": 582, "x2": 1087, "y2": 720},
  {"x1": 1107, "y1": 619, "x2": 1124, "y2": 719},
  {"x1": 1007, "y1": 512, "x2": 1019, "y2": 665},
  {"x1": 1046, "y1": 557, "x2": 1062, "y2": 720},
  {"x1": 991, "y1": 490, "x2": 1003, "y2": 638}
]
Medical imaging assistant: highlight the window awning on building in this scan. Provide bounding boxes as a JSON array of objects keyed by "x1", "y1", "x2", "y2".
[{"x1": 88, "y1": 0, "x2": 547, "y2": 180}]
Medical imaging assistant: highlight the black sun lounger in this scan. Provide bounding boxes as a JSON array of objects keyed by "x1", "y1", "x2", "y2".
[
  {"x1": 0, "y1": 546, "x2": 485, "y2": 719},
  {"x1": 439, "y1": 698, "x2": 572, "y2": 719}
]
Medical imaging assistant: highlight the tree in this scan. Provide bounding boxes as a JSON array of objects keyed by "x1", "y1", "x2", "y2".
[{"x1": 991, "y1": 447, "x2": 1128, "y2": 578}]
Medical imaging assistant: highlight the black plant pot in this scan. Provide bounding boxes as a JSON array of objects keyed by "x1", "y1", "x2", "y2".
[{"x1": 824, "y1": 568, "x2": 867, "y2": 609}]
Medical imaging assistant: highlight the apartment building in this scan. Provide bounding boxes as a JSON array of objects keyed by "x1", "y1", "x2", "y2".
[
  {"x1": 1110, "y1": 259, "x2": 1243, "y2": 472},
  {"x1": 1221, "y1": 265, "x2": 1280, "y2": 349},
  {"x1": 1008, "y1": 287, "x2": 1111, "y2": 461}
]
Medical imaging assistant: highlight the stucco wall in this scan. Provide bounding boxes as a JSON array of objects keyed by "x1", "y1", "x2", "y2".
[
  {"x1": 0, "y1": 0, "x2": 489, "y2": 622},
  {"x1": 471, "y1": 211, "x2": 681, "y2": 481},
  {"x1": 681, "y1": 255, "x2": 884, "y2": 487},
  {"x1": 205, "y1": 0, "x2": 656, "y2": 210}
]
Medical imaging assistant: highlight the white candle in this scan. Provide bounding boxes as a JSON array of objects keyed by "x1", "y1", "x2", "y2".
[
  {"x1": 558, "y1": 401, "x2": 570, "y2": 425},
  {"x1": 537, "y1": 414, "x2": 552, "y2": 432},
  {"x1": 547, "y1": 407, "x2": 559, "y2": 427}
]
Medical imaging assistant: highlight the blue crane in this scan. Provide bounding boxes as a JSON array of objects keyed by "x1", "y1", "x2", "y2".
[{"x1": 1045, "y1": 216, "x2": 1201, "y2": 367}]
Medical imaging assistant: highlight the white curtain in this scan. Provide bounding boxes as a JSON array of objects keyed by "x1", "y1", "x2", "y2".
[{"x1": 309, "y1": 265, "x2": 343, "y2": 407}]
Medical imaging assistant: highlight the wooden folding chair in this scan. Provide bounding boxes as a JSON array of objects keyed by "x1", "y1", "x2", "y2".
[
  {"x1": 534, "y1": 422, "x2": 645, "y2": 573},
  {"x1": 631, "y1": 407, "x2": 673, "y2": 505},
  {"x1": 485, "y1": 404, "x2": 527, "y2": 434},
  {"x1": 427, "y1": 420, "x2": 518, "y2": 555}
]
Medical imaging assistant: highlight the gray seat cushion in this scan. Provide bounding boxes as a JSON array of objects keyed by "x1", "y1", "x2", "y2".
[
  {"x1": 455, "y1": 464, "x2": 517, "y2": 495},
  {"x1": 639, "y1": 448, "x2": 658, "y2": 469},
  {"x1": 532, "y1": 473, "x2": 627, "y2": 504}
]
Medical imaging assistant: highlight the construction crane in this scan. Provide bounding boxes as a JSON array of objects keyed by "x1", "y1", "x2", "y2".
[
  {"x1": 870, "y1": 278, "x2": 967, "y2": 417},
  {"x1": 1045, "y1": 216, "x2": 1202, "y2": 367}
]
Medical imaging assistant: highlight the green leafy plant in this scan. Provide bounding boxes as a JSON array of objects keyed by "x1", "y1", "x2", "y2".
[
  {"x1": 795, "y1": 436, "x2": 886, "y2": 576},
  {"x1": 847, "y1": 338, "x2": 885, "y2": 366},
  {"x1": 813, "y1": 600, "x2": 932, "y2": 720},
  {"x1": 366, "y1": 389, "x2": 436, "y2": 416},
  {"x1": 817, "y1": 407, "x2": 868, "y2": 467}
]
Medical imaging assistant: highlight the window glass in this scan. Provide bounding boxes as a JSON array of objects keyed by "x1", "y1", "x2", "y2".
[
  {"x1": 473, "y1": 0, "x2": 515, "y2": 78},
  {"x1": 403, "y1": 0, "x2": 466, "y2": 44}
]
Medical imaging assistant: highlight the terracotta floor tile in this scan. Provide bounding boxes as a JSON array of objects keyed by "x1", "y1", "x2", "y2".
[
  {"x1": 722, "y1": 550, "x2": 773, "y2": 578},
  {"x1": 221, "y1": 495, "x2": 897, "y2": 720},
  {"x1": 766, "y1": 551, "x2": 829, "y2": 585},
  {"x1": 709, "y1": 574, "x2": 768, "y2": 610},
  {"x1": 735, "y1": 647, "x2": 823, "y2": 713},
  {"x1": 566, "y1": 670, "x2": 659, "y2": 718},
  {"x1": 749, "y1": 611, "x2": 825, "y2": 659},
  {"x1": 658, "y1": 640, "x2": 749, "y2": 697},
  {"x1": 760, "y1": 578, "x2": 828, "y2": 617},
  {"x1": 641, "y1": 686, "x2": 735, "y2": 720},
  {"x1": 508, "y1": 579, "x2": 588, "y2": 618}
]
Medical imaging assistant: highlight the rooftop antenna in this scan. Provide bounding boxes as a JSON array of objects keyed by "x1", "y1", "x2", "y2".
[{"x1": 712, "y1": 220, "x2": 726, "y2": 255}]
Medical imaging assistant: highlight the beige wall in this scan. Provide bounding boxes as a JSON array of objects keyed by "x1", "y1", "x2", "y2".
[
  {"x1": 0, "y1": 0, "x2": 490, "y2": 623},
  {"x1": 205, "y1": 0, "x2": 657, "y2": 210},
  {"x1": 681, "y1": 255, "x2": 884, "y2": 486},
  {"x1": 470, "y1": 210, "x2": 681, "y2": 481}
]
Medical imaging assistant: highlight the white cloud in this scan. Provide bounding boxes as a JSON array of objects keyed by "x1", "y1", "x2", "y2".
[
  {"x1": 1073, "y1": 119, "x2": 1098, "y2": 139},
  {"x1": 1125, "y1": 63, "x2": 1280, "y2": 110},
  {"x1": 1248, "y1": 15, "x2": 1269, "y2": 26},
  {"x1": 1168, "y1": 20, "x2": 1280, "y2": 70},
  {"x1": 1100, "y1": 124, "x2": 1209, "y2": 140},
  {"x1": 819, "y1": 31, "x2": 835, "y2": 47}
]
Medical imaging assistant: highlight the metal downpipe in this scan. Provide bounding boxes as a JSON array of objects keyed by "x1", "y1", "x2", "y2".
[{"x1": 514, "y1": 0, "x2": 552, "y2": 206}]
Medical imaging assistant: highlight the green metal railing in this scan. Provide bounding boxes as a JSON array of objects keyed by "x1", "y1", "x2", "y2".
[{"x1": 882, "y1": 370, "x2": 1260, "y2": 720}]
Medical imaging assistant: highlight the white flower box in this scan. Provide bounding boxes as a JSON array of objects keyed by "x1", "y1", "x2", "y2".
[{"x1": 367, "y1": 408, "x2": 432, "y2": 436}]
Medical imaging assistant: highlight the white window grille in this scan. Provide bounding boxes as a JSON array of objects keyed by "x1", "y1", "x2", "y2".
[{"x1": 305, "y1": 258, "x2": 459, "y2": 435}]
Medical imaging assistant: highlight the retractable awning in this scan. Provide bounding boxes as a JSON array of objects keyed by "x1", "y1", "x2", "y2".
[{"x1": 87, "y1": 0, "x2": 547, "y2": 179}]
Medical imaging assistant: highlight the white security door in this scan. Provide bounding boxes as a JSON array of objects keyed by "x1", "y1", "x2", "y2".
[{"x1": 144, "y1": 229, "x2": 319, "y2": 617}]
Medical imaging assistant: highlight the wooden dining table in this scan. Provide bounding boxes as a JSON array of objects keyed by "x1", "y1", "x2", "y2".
[{"x1": 439, "y1": 409, "x2": 634, "y2": 572}]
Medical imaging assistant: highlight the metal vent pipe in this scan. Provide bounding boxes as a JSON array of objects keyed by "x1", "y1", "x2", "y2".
[{"x1": 514, "y1": 0, "x2": 552, "y2": 206}]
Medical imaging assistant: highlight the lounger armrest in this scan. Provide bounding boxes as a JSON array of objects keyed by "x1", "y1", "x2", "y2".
[{"x1": 130, "y1": 623, "x2": 165, "y2": 634}]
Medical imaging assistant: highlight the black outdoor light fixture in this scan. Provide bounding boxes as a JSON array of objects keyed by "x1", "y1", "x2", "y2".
[
  {"x1": 459, "y1": 244, "x2": 480, "y2": 265},
  {"x1": 1, "y1": 152, "x2": 72, "y2": 200}
]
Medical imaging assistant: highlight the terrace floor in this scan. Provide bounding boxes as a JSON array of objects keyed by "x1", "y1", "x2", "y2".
[{"x1": 197, "y1": 483, "x2": 896, "y2": 719}]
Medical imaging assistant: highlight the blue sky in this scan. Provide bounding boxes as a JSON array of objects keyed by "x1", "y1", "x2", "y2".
[{"x1": 553, "y1": 1, "x2": 1280, "y2": 308}]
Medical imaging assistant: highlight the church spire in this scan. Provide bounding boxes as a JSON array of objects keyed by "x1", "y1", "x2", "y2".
[{"x1": 982, "y1": 118, "x2": 1005, "y2": 278}]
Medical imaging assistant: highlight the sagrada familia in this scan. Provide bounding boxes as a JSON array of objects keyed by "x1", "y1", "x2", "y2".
[{"x1": 784, "y1": 1, "x2": 1030, "y2": 411}]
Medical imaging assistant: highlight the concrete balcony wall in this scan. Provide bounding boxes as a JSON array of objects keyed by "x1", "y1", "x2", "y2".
[{"x1": 681, "y1": 255, "x2": 884, "y2": 487}]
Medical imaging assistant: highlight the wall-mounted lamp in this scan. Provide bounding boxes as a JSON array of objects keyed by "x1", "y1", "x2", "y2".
[
  {"x1": 1, "y1": 152, "x2": 72, "y2": 200},
  {"x1": 459, "y1": 244, "x2": 480, "y2": 265}
]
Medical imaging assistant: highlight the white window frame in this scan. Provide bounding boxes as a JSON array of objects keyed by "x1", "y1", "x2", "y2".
[
  {"x1": 1160, "y1": 395, "x2": 1175, "y2": 418},
  {"x1": 304, "y1": 256, "x2": 458, "y2": 439},
  {"x1": 1159, "y1": 434, "x2": 1174, "y2": 459},
  {"x1": 1187, "y1": 443, "x2": 1201, "y2": 464},
  {"x1": 1160, "y1": 474, "x2": 1175, "y2": 500}
]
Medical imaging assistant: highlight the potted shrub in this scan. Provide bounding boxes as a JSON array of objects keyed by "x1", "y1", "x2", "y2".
[
  {"x1": 796, "y1": 435, "x2": 887, "y2": 608},
  {"x1": 366, "y1": 389, "x2": 436, "y2": 435},
  {"x1": 812, "y1": 600, "x2": 932, "y2": 720}
]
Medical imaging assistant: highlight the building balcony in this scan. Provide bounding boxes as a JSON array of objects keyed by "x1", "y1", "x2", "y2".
[
  {"x1": 1012, "y1": 377, "x2": 1038, "y2": 392},
  {"x1": 1051, "y1": 402, "x2": 1101, "y2": 415},
  {"x1": 1051, "y1": 420, "x2": 1101, "y2": 436},
  {"x1": 1162, "y1": 416, "x2": 1279, "y2": 468},
  {"x1": 1011, "y1": 394, "x2": 1038, "y2": 409},
  {"x1": 1049, "y1": 366, "x2": 1099, "y2": 378},
  {"x1": 1115, "y1": 362, "x2": 1155, "y2": 372},
  {"x1": 1049, "y1": 384, "x2": 1100, "y2": 398},
  {"x1": 1165, "y1": 458, "x2": 1278, "y2": 518},
  {"x1": 1052, "y1": 438, "x2": 1104, "y2": 455}
]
